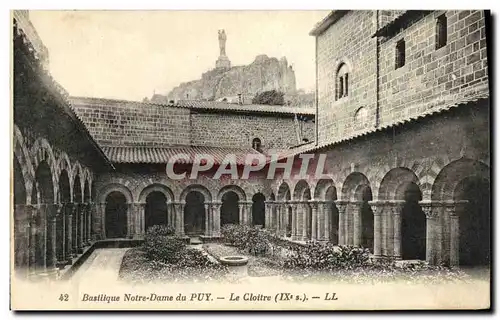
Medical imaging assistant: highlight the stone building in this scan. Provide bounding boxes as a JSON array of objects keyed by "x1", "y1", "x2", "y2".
[
  {"x1": 267, "y1": 10, "x2": 490, "y2": 267},
  {"x1": 12, "y1": 10, "x2": 490, "y2": 281}
]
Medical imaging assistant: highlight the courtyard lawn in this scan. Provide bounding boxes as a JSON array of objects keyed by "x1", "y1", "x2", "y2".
[{"x1": 118, "y1": 246, "x2": 229, "y2": 284}]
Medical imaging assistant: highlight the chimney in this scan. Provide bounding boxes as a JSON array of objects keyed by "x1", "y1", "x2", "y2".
[{"x1": 238, "y1": 93, "x2": 243, "y2": 105}]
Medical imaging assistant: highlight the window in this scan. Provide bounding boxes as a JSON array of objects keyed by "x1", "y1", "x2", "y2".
[
  {"x1": 252, "y1": 138, "x2": 262, "y2": 152},
  {"x1": 395, "y1": 39, "x2": 406, "y2": 69},
  {"x1": 354, "y1": 107, "x2": 369, "y2": 129},
  {"x1": 436, "y1": 14, "x2": 447, "y2": 50},
  {"x1": 336, "y1": 63, "x2": 349, "y2": 100}
]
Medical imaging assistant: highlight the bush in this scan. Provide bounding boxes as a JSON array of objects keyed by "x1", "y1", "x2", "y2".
[
  {"x1": 221, "y1": 224, "x2": 271, "y2": 256},
  {"x1": 251, "y1": 90, "x2": 285, "y2": 105},
  {"x1": 283, "y1": 243, "x2": 370, "y2": 271},
  {"x1": 143, "y1": 225, "x2": 186, "y2": 264}
]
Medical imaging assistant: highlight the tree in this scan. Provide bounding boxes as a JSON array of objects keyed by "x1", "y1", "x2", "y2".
[{"x1": 251, "y1": 90, "x2": 285, "y2": 106}]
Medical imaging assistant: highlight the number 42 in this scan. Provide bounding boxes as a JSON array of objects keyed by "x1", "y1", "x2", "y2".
[{"x1": 59, "y1": 294, "x2": 69, "y2": 302}]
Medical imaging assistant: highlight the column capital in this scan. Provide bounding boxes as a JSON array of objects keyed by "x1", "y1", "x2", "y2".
[
  {"x1": 387, "y1": 200, "x2": 405, "y2": 215},
  {"x1": 307, "y1": 200, "x2": 319, "y2": 209},
  {"x1": 367, "y1": 200, "x2": 385, "y2": 215}
]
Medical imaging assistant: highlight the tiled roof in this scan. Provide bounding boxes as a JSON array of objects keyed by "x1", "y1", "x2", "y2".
[
  {"x1": 102, "y1": 145, "x2": 264, "y2": 165},
  {"x1": 276, "y1": 92, "x2": 490, "y2": 160},
  {"x1": 69, "y1": 96, "x2": 316, "y2": 116}
]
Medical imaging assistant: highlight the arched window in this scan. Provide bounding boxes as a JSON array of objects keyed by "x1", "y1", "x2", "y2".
[
  {"x1": 252, "y1": 138, "x2": 262, "y2": 152},
  {"x1": 336, "y1": 63, "x2": 349, "y2": 100},
  {"x1": 354, "y1": 107, "x2": 369, "y2": 129}
]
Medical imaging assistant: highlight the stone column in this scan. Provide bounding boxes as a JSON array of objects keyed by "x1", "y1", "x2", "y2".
[
  {"x1": 309, "y1": 201, "x2": 318, "y2": 241},
  {"x1": 290, "y1": 202, "x2": 298, "y2": 240},
  {"x1": 335, "y1": 200, "x2": 347, "y2": 245},
  {"x1": 174, "y1": 202, "x2": 185, "y2": 236},
  {"x1": 368, "y1": 200, "x2": 383, "y2": 258},
  {"x1": 82, "y1": 203, "x2": 89, "y2": 246},
  {"x1": 55, "y1": 203, "x2": 66, "y2": 267},
  {"x1": 204, "y1": 202, "x2": 212, "y2": 237},
  {"x1": 65, "y1": 203, "x2": 73, "y2": 263},
  {"x1": 71, "y1": 203, "x2": 79, "y2": 256},
  {"x1": 46, "y1": 203, "x2": 61, "y2": 276},
  {"x1": 244, "y1": 201, "x2": 253, "y2": 226},
  {"x1": 301, "y1": 202, "x2": 308, "y2": 241},
  {"x1": 98, "y1": 203, "x2": 106, "y2": 240},
  {"x1": 390, "y1": 200, "x2": 404, "y2": 259},
  {"x1": 420, "y1": 200, "x2": 439, "y2": 265},
  {"x1": 444, "y1": 201, "x2": 466, "y2": 267},
  {"x1": 13, "y1": 204, "x2": 31, "y2": 274},
  {"x1": 28, "y1": 204, "x2": 38, "y2": 276},
  {"x1": 78, "y1": 203, "x2": 85, "y2": 251},
  {"x1": 86, "y1": 203, "x2": 93, "y2": 243},
  {"x1": 264, "y1": 201, "x2": 274, "y2": 230},
  {"x1": 351, "y1": 201, "x2": 363, "y2": 247},
  {"x1": 211, "y1": 201, "x2": 222, "y2": 237},
  {"x1": 134, "y1": 203, "x2": 146, "y2": 239}
]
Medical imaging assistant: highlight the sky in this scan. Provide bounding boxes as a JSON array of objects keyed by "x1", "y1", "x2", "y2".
[{"x1": 29, "y1": 10, "x2": 328, "y2": 101}]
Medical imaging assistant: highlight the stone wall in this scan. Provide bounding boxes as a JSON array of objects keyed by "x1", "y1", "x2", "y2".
[
  {"x1": 190, "y1": 112, "x2": 315, "y2": 150},
  {"x1": 316, "y1": 10, "x2": 378, "y2": 144},
  {"x1": 72, "y1": 99, "x2": 192, "y2": 147},
  {"x1": 378, "y1": 10, "x2": 489, "y2": 127},
  {"x1": 315, "y1": 10, "x2": 489, "y2": 147}
]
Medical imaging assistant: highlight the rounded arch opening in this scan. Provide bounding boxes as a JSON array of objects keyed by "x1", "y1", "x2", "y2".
[
  {"x1": 221, "y1": 191, "x2": 240, "y2": 226},
  {"x1": 252, "y1": 193, "x2": 266, "y2": 227},
  {"x1": 400, "y1": 182, "x2": 426, "y2": 260},
  {"x1": 105, "y1": 191, "x2": 128, "y2": 238},
  {"x1": 145, "y1": 191, "x2": 168, "y2": 231},
  {"x1": 184, "y1": 191, "x2": 206, "y2": 235},
  {"x1": 454, "y1": 177, "x2": 490, "y2": 266},
  {"x1": 14, "y1": 157, "x2": 26, "y2": 205}
]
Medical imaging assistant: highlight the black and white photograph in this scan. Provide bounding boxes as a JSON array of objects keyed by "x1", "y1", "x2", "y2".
[{"x1": 9, "y1": 7, "x2": 492, "y2": 310}]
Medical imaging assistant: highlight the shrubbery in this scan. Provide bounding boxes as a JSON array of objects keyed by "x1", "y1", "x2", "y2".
[
  {"x1": 221, "y1": 224, "x2": 271, "y2": 256},
  {"x1": 283, "y1": 242, "x2": 370, "y2": 271},
  {"x1": 119, "y1": 224, "x2": 229, "y2": 283},
  {"x1": 143, "y1": 225, "x2": 186, "y2": 264}
]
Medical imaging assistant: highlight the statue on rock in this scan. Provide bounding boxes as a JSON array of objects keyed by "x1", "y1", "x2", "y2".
[{"x1": 218, "y1": 29, "x2": 227, "y2": 56}]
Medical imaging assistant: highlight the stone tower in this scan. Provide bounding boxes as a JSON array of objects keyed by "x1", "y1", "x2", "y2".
[{"x1": 215, "y1": 29, "x2": 231, "y2": 70}]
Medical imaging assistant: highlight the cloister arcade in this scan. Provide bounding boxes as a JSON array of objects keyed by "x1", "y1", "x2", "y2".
[{"x1": 13, "y1": 119, "x2": 491, "y2": 277}]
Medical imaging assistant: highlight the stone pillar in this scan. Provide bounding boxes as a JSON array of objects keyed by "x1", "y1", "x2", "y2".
[
  {"x1": 98, "y1": 203, "x2": 106, "y2": 240},
  {"x1": 65, "y1": 203, "x2": 73, "y2": 263},
  {"x1": 28, "y1": 204, "x2": 38, "y2": 276},
  {"x1": 264, "y1": 201, "x2": 274, "y2": 230},
  {"x1": 86, "y1": 203, "x2": 93, "y2": 243},
  {"x1": 368, "y1": 200, "x2": 383, "y2": 258},
  {"x1": 13, "y1": 204, "x2": 31, "y2": 274},
  {"x1": 420, "y1": 200, "x2": 439, "y2": 265},
  {"x1": 390, "y1": 200, "x2": 404, "y2": 259},
  {"x1": 46, "y1": 203, "x2": 61, "y2": 276},
  {"x1": 310, "y1": 201, "x2": 318, "y2": 241},
  {"x1": 134, "y1": 203, "x2": 146, "y2": 239},
  {"x1": 82, "y1": 203, "x2": 89, "y2": 246},
  {"x1": 78, "y1": 203, "x2": 85, "y2": 251},
  {"x1": 55, "y1": 203, "x2": 66, "y2": 267},
  {"x1": 210, "y1": 201, "x2": 222, "y2": 237},
  {"x1": 244, "y1": 201, "x2": 253, "y2": 226},
  {"x1": 204, "y1": 202, "x2": 212, "y2": 237},
  {"x1": 71, "y1": 203, "x2": 79, "y2": 256},
  {"x1": 290, "y1": 202, "x2": 298, "y2": 240},
  {"x1": 335, "y1": 200, "x2": 347, "y2": 245},
  {"x1": 351, "y1": 201, "x2": 363, "y2": 247},
  {"x1": 445, "y1": 201, "x2": 466, "y2": 267},
  {"x1": 174, "y1": 202, "x2": 185, "y2": 236},
  {"x1": 301, "y1": 202, "x2": 308, "y2": 241}
]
